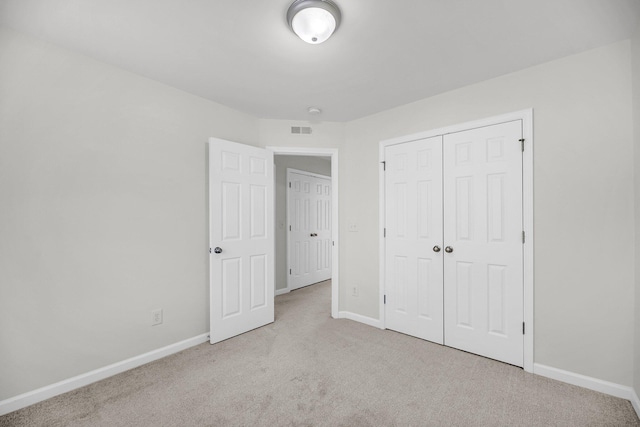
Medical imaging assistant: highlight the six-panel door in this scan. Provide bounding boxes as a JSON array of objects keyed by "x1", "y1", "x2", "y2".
[
  {"x1": 384, "y1": 136, "x2": 444, "y2": 344},
  {"x1": 209, "y1": 138, "x2": 274, "y2": 344},
  {"x1": 442, "y1": 120, "x2": 523, "y2": 366},
  {"x1": 288, "y1": 170, "x2": 332, "y2": 290}
]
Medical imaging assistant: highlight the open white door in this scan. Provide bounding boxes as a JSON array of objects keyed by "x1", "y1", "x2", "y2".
[{"x1": 209, "y1": 137, "x2": 274, "y2": 344}]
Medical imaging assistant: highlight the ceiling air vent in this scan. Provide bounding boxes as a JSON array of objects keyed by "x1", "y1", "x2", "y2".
[{"x1": 291, "y1": 126, "x2": 312, "y2": 135}]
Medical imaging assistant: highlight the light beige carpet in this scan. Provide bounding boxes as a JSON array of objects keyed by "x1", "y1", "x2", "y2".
[{"x1": 2, "y1": 280, "x2": 638, "y2": 426}]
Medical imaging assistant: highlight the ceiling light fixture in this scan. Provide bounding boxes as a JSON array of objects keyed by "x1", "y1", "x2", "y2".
[
  {"x1": 287, "y1": 0, "x2": 341, "y2": 44},
  {"x1": 308, "y1": 106, "x2": 322, "y2": 115}
]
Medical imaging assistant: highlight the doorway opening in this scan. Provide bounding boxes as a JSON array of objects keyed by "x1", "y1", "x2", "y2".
[{"x1": 270, "y1": 147, "x2": 339, "y2": 319}]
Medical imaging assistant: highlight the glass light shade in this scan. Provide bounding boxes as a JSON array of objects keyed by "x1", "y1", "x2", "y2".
[{"x1": 291, "y1": 6, "x2": 337, "y2": 44}]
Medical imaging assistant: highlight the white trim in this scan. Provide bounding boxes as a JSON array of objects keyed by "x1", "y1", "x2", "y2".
[
  {"x1": 0, "y1": 333, "x2": 209, "y2": 416},
  {"x1": 533, "y1": 363, "x2": 635, "y2": 401},
  {"x1": 631, "y1": 388, "x2": 640, "y2": 419},
  {"x1": 267, "y1": 147, "x2": 340, "y2": 319},
  {"x1": 521, "y1": 109, "x2": 534, "y2": 373},
  {"x1": 286, "y1": 168, "x2": 330, "y2": 181},
  {"x1": 381, "y1": 109, "x2": 533, "y2": 147},
  {"x1": 378, "y1": 109, "x2": 534, "y2": 373},
  {"x1": 378, "y1": 151, "x2": 386, "y2": 330},
  {"x1": 275, "y1": 287, "x2": 290, "y2": 296},
  {"x1": 337, "y1": 311, "x2": 384, "y2": 329}
]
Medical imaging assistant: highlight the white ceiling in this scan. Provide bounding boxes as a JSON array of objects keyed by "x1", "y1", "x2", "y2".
[{"x1": 1, "y1": 0, "x2": 639, "y2": 122}]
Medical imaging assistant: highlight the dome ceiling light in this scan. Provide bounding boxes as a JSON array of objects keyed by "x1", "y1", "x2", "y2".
[{"x1": 287, "y1": 0, "x2": 341, "y2": 44}]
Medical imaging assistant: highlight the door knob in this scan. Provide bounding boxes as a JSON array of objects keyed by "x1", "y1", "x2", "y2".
[
  {"x1": 444, "y1": 246, "x2": 453, "y2": 253},
  {"x1": 433, "y1": 245, "x2": 441, "y2": 253},
  {"x1": 214, "y1": 247, "x2": 222, "y2": 254}
]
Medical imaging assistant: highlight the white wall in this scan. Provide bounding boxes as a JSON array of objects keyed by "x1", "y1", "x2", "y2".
[
  {"x1": 344, "y1": 40, "x2": 635, "y2": 386},
  {"x1": 274, "y1": 155, "x2": 331, "y2": 291},
  {"x1": 0, "y1": 27, "x2": 259, "y2": 400},
  {"x1": 259, "y1": 120, "x2": 344, "y2": 150},
  {"x1": 1, "y1": 25, "x2": 637, "y2": 405}
]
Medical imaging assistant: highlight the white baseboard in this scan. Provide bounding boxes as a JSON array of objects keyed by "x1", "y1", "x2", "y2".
[
  {"x1": 275, "y1": 288, "x2": 290, "y2": 296},
  {"x1": 337, "y1": 311, "x2": 383, "y2": 329},
  {"x1": 3, "y1": 334, "x2": 639, "y2": 421},
  {"x1": 631, "y1": 388, "x2": 640, "y2": 420},
  {"x1": 0, "y1": 333, "x2": 209, "y2": 416},
  {"x1": 533, "y1": 363, "x2": 634, "y2": 401}
]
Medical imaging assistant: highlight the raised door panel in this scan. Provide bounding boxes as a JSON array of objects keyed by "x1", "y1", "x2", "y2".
[
  {"x1": 221, "y1": 258, "x2": 241, "y2": 318},
  {"x1": 250, "y1": 255, "x2": 267, "y2": 310},
  {"x1": 384, "y1": 136, "x2": 443, "y2": 344},
  {"x1": 442, "y1": 120, "x2": 523, "y2": 367}
]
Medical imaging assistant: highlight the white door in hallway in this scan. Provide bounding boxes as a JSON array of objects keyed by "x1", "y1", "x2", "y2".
[
  {"x1": 288, "y1": 169, "x2": 332, "y2": 290},
  {"x1": 209, "y1": 137, "x2": 274, "y2": 344},
  {"x1": 443, "y1": 120, "x2": 523, "y2": 366},
  {"x1": 384, "y1": 136, "x2": 444, "y2": 344}
]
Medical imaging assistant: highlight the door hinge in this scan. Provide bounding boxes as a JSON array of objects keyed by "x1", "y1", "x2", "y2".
[
  {"x1": 381, "y1": 161, "x2": 386, "y2": 171},
  {"x1": 289, "y1": 182, "x2": 291, "y2": 188},
  {"x1": 384, "y1": 295, "x2": 386, "y2": 304},
  {"x1": 289, "y1": 225, "x2": 292, "y2": 231},
  {"x1": 289, "y1": 269, "x2": 292, "y2": 275},
  {"x1": 332, "y1": 241, "x2": 335, "y2": 246},
  {"x1": 384, "y1": 228, "x2": 386, "y2": 237},
  {"x1": 519, "y1": 138, "x2": 525, "y2": 152},
  {"x1": 209, "y1": 247, "x2": 211, "y2": 254},
  {"x1": 522, "y1": 322, "x2": 525, "y2": 335},
  {"x1": 522, "y1": 231, "x2": 525, "y2": 244}
]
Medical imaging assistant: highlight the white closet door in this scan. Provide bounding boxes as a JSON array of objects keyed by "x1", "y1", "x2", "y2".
[
  {"x1": 209, "y1": 137, "x2": 274, "y2": 344},
  {"x1": 384, "y1": 136, "x2": 444, "y2": 344},
  {"x1": 288, "y1": 170, "x2": 331, "y2": 290},
  {"x1": 443, "y1": 120, "x2": 523, "y2": 366}
]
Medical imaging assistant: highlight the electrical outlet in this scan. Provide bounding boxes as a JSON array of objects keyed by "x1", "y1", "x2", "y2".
[
  {"x1": 151, "y1": 309, "x2": 163, "y2": 326},
  {"x1": 351, "y1": 286, "x2": 358, "y2": 297},
  {"x1": 348, "y1": 222, "x2": 358, "y2": 232}
]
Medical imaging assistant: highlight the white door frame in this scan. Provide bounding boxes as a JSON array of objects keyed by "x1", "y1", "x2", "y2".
[
  {"x1": 268, "y1": 147, "x2": 339, "y2": 319},
  {"x1": 286, "y1": 168, "x2": 332, "y2": 292},
  {"x1": 378, "y1": 109, "x2": 534, "y2": 372}
]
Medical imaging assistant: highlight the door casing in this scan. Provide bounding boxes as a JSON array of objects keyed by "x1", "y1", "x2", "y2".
[
  {"x1": 378, "y1": 109, "x2": 534, "y2": 372},
  {"x1": 269, "y1": 147, "x2": 340, "y2": 319}
]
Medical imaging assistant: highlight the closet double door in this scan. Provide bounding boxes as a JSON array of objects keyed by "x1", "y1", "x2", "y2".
[{"x1": 384, "y1": 120, "x2": 524, "y2": 367}]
